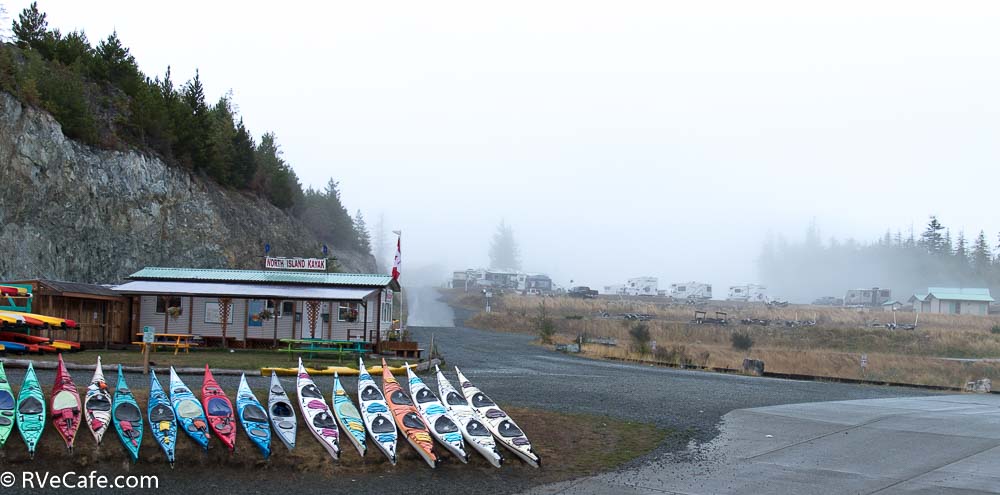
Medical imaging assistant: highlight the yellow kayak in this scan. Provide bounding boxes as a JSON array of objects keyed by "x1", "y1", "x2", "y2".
[
  {"x1": 261, "y1": 363, "x2": 417, "y2": 377},
  {"x1": 3, "y1": 311, "x2": 78, "y2": 329},
  {"x1": 50, "y1": 342, "x2": 73, "y2": 351}
]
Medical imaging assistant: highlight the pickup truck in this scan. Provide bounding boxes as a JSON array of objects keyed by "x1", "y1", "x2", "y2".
[{"x1": 567, "y1": 286, "x2": 599, "y2": 299}]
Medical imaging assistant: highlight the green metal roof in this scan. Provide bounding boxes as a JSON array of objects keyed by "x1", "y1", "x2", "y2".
[
  {"x1": 128, "y1": 267, "x2": 399, "y2": 290},
  {"x1": 926, "y1": 287, "x2": 994, "y2": 302}
]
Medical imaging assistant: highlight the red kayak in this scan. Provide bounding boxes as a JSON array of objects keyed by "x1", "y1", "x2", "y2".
[
  {"x1": 202, "y1": 365, "x2": 237, "y2": 451},
  {"x1": 52, "y1": 354, "x2": 83, "y2": 450},
  {"x1": 0, "y1": 332, "x2": 48, "y2": 344}
]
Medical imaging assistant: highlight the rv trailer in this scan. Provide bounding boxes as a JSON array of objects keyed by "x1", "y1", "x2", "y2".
[
  {"x1": 844, "y1": 287, "x2": 892, "y2": 307},
  {"x1": 669, "y1": 282, "x2": 712, "y2": 301},
  {"x1": 727, "y1": 284, "x2": 768, "y2": 302}
]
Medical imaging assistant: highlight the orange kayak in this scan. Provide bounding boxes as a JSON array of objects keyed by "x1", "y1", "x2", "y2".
[
  {"x1": 4, "y1": 311, "x2": 78, "y2": 329},
  {"x1": 381, "y1": 358, "x2": 437, "y2": 468}
]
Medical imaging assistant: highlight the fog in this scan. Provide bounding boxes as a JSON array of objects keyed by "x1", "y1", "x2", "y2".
[{"x1": 14, "y1": 0, "x2": 1000, "y2": 294}]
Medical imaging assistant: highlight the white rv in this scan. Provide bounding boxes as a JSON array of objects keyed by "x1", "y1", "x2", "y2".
[
  {"x1": 727, "y1": 284, "x2": 767, "y2": 302},
  {"x1": 625, "y1": 277, "x2": 659, "y2": 296},
  {"x1": 603, "y1": 284, "x2": 626, "y2": 295},
  {"x1": 669, "y1": 282, "x2": 712, "y2": 300}
]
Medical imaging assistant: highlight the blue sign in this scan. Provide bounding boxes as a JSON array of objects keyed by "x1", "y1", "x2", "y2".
[{"x1": 264, "y1": 243, "x2": 271, "y2": 255}]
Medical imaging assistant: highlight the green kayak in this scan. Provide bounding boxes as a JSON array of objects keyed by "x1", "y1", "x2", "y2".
[
  {"x1": 0, "y1": 362, "x2": 15, "y2": 447},
  {"x1": 17, "y1": 363, "x2": 45, "y2": 457},
  {"x1": 112, "y1": 365, "x2": 143, "y2": 462}
]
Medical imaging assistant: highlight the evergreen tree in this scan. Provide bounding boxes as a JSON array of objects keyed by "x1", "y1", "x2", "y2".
[
  {"x1": 179, "y1": 69, "x2": 211, "y2": 170},
  {"x1": 230, "y1": 118, "x2": 257, "y2": 189},
  {"x1": 920, "y1": 216, "x2": 946, "y2": 254},
  {"x1": 954, "y1": 231, "x2": 968, "y2": 262},
  {"x1": 12, "y1": 2, "x2": 47, "y2": 50},
  {"x1": 489, "y1": 220, "x2": 521, "y2": 270},
  {"x1": 972, "y1": 231, "x2": 991, "y2": 275},
  {"x1": 353, "y1": 210, "x2": 372, "y2": 254}
]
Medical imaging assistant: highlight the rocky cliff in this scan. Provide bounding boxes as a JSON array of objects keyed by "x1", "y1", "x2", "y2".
[{"x1": 0, "y1": 92, "x2": 376, "y2": 283}]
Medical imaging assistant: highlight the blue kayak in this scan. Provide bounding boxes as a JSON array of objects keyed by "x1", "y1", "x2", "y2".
[
  {"x1": 168, "y1": 366, "x2": 210, "y2": 451},
  {"x1": 236, "y1": 373, "x2": 271, "y2": 459},
  {"x1": 148, "y1": 370, "x2": 177, "y2": 466},
  {"x1": 112, "y1": 365, "x2": 143, "y2": 462},
  {"x1": 0, "y1": 341, "x2": 27, "y2": 352}
]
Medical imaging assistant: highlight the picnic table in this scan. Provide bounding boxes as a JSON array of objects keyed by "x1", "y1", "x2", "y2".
[
  {"x1": 133, "y1": 333, "x2": 199, "y2": 355},
  {"x1": 278, "y1": 338, "x2": 370, "y2": 361}
]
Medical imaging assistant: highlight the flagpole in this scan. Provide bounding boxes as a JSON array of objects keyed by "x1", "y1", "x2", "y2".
[{"x1": 392, "y1": 230, "x2": 403, "y2": 331}]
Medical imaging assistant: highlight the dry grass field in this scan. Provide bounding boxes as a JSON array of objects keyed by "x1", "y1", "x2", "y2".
[{"x1": 446, "y1": 290, "x2": 1000, "y2": 389}]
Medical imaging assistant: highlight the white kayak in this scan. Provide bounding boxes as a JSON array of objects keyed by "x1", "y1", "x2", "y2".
[
  {"x1": 296, "y1": 358, "x2": 340, "y2": 460},
  {"x1": 267, "y1": 371, "x2": 297, "y2": 451},
  {"x1": 455, "y1": 366, "x2": 540, "y2": 467},
  {"x1": 357, "y1": 358, "x2": 397, "y2": 464},
  {"x1": 83, "y1": 356, "x2": 112, "y2": 445},
  {"x1": 436, "y1": 365, "x2": 502, "y2": 467},
  {"x1": 406, "y1": 365, "x2": 468, "y2": 462}
]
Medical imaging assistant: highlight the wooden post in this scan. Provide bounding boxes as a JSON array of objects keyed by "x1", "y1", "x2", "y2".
[
  {"x1": 143, "y1": 342, "x2": 150, "y2": 375},
  {"x1": 187, "y1": 297, "x2": 194, "y2": 334},
  {"x1": 219, "y1": 297, "x2": 232, "y2": 349},
  {"x1": 272, "y1": 299, "x2": 280, "y2": 348},
  {"x1": 162, "y1": 296, "x2": 169, "y2": 334},
  {"x1": 306, "y1": 300, "x2": 320, "y2": 339},
  {"x1": 327, "y1": 301, "x2": 333, "y2": 340},
  {"x1": 363, "y1": 302, "x2": 369, "y2": 342}
]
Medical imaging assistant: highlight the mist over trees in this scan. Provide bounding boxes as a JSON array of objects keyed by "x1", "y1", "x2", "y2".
[
  {"x1": 0, "y1": 2, "x2": 371, "y2": 258},
  {"x1": 489, "y1": 220, "x2": 521, "y2": 270},
  {"x1": 758, "y1": 216, "x2": 1000, "y2": 303}
]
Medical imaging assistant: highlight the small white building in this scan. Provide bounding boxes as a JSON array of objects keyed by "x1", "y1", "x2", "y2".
[{"x1": 909, "y1": 288, "x2": 994, "y2": 315}]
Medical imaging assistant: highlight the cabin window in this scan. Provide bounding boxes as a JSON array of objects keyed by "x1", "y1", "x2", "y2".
[
  {"x1": 155, "y1": 296, "x2": 182, "y2": 314},
  {"x1": 338, "y1": 302, "x2": 359, "y2": 322},
  {"x1": 280, "y1": 301, "x2": 294, "y2": 317},
  {"x1": 381, "y1": 300, "x2": 392, "y2": 323}
]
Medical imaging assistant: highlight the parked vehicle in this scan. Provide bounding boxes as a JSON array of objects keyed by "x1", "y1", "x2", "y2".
[{"x1": 567, "y1": 286, "x2": 598, "y2": 299}]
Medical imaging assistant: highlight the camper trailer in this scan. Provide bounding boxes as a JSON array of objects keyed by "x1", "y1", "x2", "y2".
[
  {"x1": 625, "y1": 277, "x2": 659, "y2": 296},
  {"x1": 669, "y1": 282, "x2": 712, "y2": 301},
  {"x1": 727, "y1": 284, "x2": 767, "y2": 302},
  {"x1": 844, "y1": 287, "x2": 892, "y2": 307}
]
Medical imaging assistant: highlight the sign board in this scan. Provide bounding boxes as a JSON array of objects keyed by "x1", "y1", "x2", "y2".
[
  {"x1": 142, "y1": 326, "x2": 155, "y2": 344},
  {"x1": 264, "y1": 257, "x2": 327, "y2": 271},
  {"x1": 860, "y1": 353, "x2": 868, "y2": 368}
]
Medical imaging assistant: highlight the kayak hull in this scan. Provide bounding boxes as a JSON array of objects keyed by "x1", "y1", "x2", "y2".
[
  {"x1": 262, "y1": 363, "x2": 415, "y2": 377},
  {"x1": 202, "y1": 366, "x2": 237, "y2": 452},
  {"x1": 112, "y1": 365, "x2": 143, "y2": 462},
  {"x1": 16, "y1": 363, "x2": 45, "y2": 456},
  {"x1": 51, "y1": 354, "x2": 82, "y2": 450},
  {"x1": 382, "y1": 358, "x2": 437, "y2": 468},
  {"x1": 332, "y1": 373, "x2": 367, "y2": 457},
  {"x1": 267, "y1": 371, "x2": 297, "y2": 451},
  {"x1": 406, "y1": 366, "x2": 468, "y2": 462},
  {"x1": 0, "y1": 363, "x2": 15, "y2": 447},
  {"x1": 168, "y1": 367, "x2": 211, "y2": 451},
  {"x1": 456, "y1": 367, "x2": 540, "y2": 468},
  {"x1": 84, "y1": 357, "x2": 112, "y2": 445},
  {"x1": 358, "y1": 358, "x2": 397, "y2": 464},
  {"x1": 296, "y1": 359, "x2": 340, "y2": 460},
  {"x1": 148, "y1": 370, "x2": 177, "y2": 465},
  {"x1": 436, "y1": 366, "x2": 502, "y2": 468},
  {"x1": 236, "y1": 374, "x2": 271, "y2": 459}
]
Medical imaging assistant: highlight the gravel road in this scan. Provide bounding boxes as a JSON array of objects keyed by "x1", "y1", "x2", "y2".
[{"x1": 2, "y1": 287, "x2": 936, "y2": 494}]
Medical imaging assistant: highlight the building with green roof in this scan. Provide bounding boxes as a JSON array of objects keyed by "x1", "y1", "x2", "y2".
[{"x1": 909, "y1": 287, "x2": 994, "y2": 315}]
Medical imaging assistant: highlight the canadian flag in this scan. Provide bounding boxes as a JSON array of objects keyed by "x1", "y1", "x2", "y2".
[{"x1": 391, "y1": 231, "x2": 401, "y2": 281}]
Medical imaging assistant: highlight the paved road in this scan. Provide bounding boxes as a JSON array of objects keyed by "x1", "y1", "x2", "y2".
[
  {"x1": 1, "y1": 287, "x2": 939, "y2": 494},
  {"x1": 527, "y1": 394, "x2": 1000, "y2": 494}
]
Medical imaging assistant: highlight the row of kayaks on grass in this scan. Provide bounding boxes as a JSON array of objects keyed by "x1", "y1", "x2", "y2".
[{"x1": 0, "y1": 356, "x2": 540, "y2": 468}]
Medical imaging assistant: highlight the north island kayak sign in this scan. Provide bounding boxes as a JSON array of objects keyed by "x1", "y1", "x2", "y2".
[
  {"x1": 264, "y1": 257, "x2": 327, "y2": 270},
  {"x1": 142, "y1": 326, "x2": 155, "y2": 344}
]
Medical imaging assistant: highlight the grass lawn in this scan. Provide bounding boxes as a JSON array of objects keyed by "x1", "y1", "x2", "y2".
[
  {"x1": 0, "y1": 387, "x2": 666, "y2": 485},
  {"x1": 23, "y1": 349, "x2": 410, "y2": 371}
]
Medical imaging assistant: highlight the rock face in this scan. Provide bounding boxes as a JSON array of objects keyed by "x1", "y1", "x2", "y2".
[{"x1": 0, "y1": 92, "x2": 376, "y2": 283}]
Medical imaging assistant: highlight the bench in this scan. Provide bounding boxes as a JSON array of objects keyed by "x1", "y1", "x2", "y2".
[
  {"x1": 278, "y1": 338, "x2": 370, "y2": 362},
  {"x1": 134, "y1": 333, "x2": 199, "y2": 356},
  {"x1": 392, "y1": 348, "x2": 424, "y2": 359}
]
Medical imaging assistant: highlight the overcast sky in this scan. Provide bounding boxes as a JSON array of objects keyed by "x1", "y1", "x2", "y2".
[{"x1": 7, "y1": 1, "x2": 1000, "y2": 292}]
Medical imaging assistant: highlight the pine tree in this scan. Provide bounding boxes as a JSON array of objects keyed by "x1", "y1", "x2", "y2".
[
  {"x1": 489, "y1": 220, "x2": 521, "y2": 270},
  {"x1": 920, "y1": 216, "x2": 946, "y2": 255},
  {"x1": 353, "y1": 210, "x2": 372, "y2": 254},
  {"x1": 972, "y1": 230, "x2": 991, "y2": 275},
  {"x1": 230, "y1": 118, "x2": 257, "y2": 189},
  {"x1": 12, "y1": 2, "x2": 47, "y2": 50}
]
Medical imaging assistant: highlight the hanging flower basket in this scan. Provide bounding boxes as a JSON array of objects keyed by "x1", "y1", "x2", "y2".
[
  {"x1": 257, "y1": 309, "x2": 274, "y2": 321},
  {"x1": 346, "y1": 308, "x2": 359, "y2": 322},
  {"x1": 167, "y1": 306, "x2": 183, "y2": 319}
]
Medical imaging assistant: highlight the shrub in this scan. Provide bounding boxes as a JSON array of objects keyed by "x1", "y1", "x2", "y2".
[
  {"x1": 629, "y1": 322, "x2": 651, "y2": 355},
  {"x1": 991, "y1": 325, "x2": 1000, "y2": 335},
  {"x1": 537, "y1": 301, "x2": 556, "y2": 344},
  {"x1": 731, "y1": 331, "x2": 754, "y2": 353}
]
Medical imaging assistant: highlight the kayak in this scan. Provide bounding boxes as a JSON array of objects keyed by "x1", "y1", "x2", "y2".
[
  {"x1": 456, "y1": 367, "x2": 540, "y2": 467},
  {"x1": 83, "y1": 356, "x2": 112, "y2": 445},
  {"x1": 202, "y1": 365, "x2": 237, "y2": 452},
  {"x1": 148, "y1": 370, "x2": 177, "y2": 466},
  {"x1": 332, "y1": 372, "x2": 366, "y2": 457},
  {"x1": 358, "y1": 358, "x2": 397, "y2": 463},
  {"x1": 16, "y1": 362, "x2": 45, "y2": 457},
  {"x1": 267, "y1": 371, "x2": 296, "y2": 451},
  {"x1": 406, "y1": 364, "x2": 468, "y2": 462},
  {"x1": 262, "y1": 363, "x2": 416, "y2": 377},
  {"x1": 0, "y1": 332, "x2": 48, "y2": 344},
  {"x1": 436, "y1": 365, "x2": 502, "y2": 467},
  {"x1": 3, "y1": 311, "x2": 78, "y2": 329},
  {"x1": 168, "y1": 367, "x2": 210, "y2": 451},
  {"x1": 0, "y1": 341, "x2": 29, "y2": 353},
  {"x1": 0, "y1": 286, "x2": 26, "y2": 296},
  {"x1": 382, "y1": 358, "x2": 437, "y2": 468},
  {"x1": 236, "y1": 373, "x2": 271, "y2": 459},
  {"x1": 0, "y1": 312, "x2": 44, "y2": 327},
  {"x1": 295, "y1": 358, "x2": 340, "y2": 460},
  {"x1": 51, "y1": 354, "x2": 82, "y2": 451},
  {"x1": 112, "y1": 365, "x2": 143, "y2": 462},
  {"x1": 0, "y1": 362, "x2": 14, "y2": 447}
]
